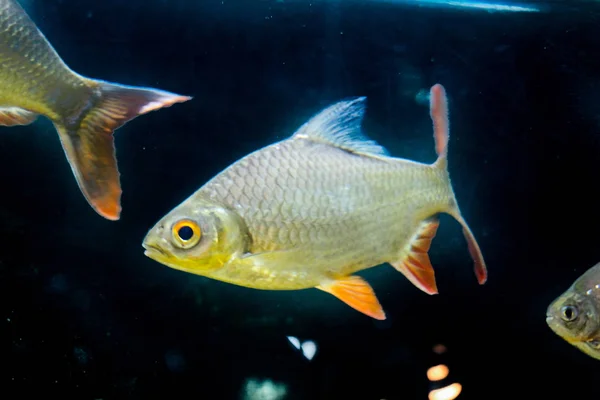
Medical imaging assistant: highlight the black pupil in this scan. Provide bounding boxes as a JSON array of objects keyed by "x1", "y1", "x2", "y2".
[
  {"x1": 178, "y1": 226, "x2": 194, "y2": 241},
  {"x1": 565, "y1": 307, "x2": 574, "y2": 320}
]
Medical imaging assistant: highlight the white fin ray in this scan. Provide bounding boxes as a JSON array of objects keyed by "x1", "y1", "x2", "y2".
[{"x1": 292, "y1": 97, "x2": 389, "y2": 156}]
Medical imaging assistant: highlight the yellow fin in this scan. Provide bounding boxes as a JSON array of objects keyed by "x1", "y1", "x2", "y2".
[
  {"x1": 390, "y1": 217, "x2": 439, "y2": 295},
  {"x1": 0, "y1": 107, "x2": 38, "y2": 126},
  {"x1": 54, "y1": 81, "x2": 191, "y2": 221},
  {"x1": 317, "y1": 276, "x2": 386, "y2": 320}
]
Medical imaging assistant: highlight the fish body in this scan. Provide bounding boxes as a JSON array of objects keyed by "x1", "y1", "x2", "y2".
[
  {"x1": 0, "y1": 0, "x2": 191, "y2": 220},
  {"x1": 143, "y1": 84, "x2": 487, "y2": 320},
  {"x1": 547, "y1": 262, "x2": 600, "y2": 360}
]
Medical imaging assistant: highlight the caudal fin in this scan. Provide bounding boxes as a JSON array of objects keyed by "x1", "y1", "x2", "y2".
[
  {"x1": 429, "y1": 83, "x2": 488, "y2": 285},
  {"x1": 54, "y1": 80, "x2": 191, "y2": 220}
]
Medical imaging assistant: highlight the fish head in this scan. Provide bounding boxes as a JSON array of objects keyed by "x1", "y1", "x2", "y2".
[
  {"x1": 142, "y1": 195, "x2": 249, "y2": 276},
  {"x1": 546, "y1": 288, "x2": 600, "y2": 359}
]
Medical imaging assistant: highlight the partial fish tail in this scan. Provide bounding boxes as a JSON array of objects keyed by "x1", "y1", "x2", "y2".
[
  {"x1": 53, "y1": 79, "x2": 192, "y2": 221},
  {"x1": 431, "y1": 84, "x2": 449, "y2": 169},
  {"x1": 429, "y1": 83, "x2": 487, "y2": 285}
]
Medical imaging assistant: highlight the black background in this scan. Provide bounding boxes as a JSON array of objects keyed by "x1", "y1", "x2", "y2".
[{"x1": 1, "y1": 0, "x2": 600, "y2": 398}]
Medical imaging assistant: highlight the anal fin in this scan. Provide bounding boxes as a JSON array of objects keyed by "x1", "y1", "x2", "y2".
[
  {"x1": 390, "y1": 217, "x2": 440, "y2": 295},
  {"x1": 316, "y1": 276, "x2": 386, "y2": 320},
  {"x1": 0, "y1": 107, "x2": 38, "y2": 126}
]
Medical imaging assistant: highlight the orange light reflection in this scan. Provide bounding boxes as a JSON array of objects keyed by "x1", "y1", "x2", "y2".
[
  {"x1": 428, "y1": 383, "x2": 462, "y2": 400},
  {"x1": 427, "y1": 364, "x2": 449, "y2": 381}
]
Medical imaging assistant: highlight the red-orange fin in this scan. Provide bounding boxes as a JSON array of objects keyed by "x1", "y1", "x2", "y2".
[
  {"x1": 390, "y1": 218, "x2": 439, "y2": 295},
  {"x1": 0, "y1": 107, "x2": 38, "y2": 126},
  {"x1": 430, "y1": 83, "x2": 449, "y2": 159},
  {"x1": 427, "y1": 82, "x2": 488, "y2": 285},
  {"x1": 459, "y1": 218, "x2": 487, "y2": 284},
  {"x1": 443, "y1": 209, "x2": 488, "y2": 285},
  {"x1": 54, "y1": 81, "x2": 191, "y2": 221},
  {"x1": 316, "y1": 276, "x2": 386, "y2": 320}
]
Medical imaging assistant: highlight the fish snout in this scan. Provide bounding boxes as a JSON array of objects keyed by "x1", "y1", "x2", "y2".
[
  {"x1": 143, "y1": 223, "x2": 165, "y2": 244},
  {"x1": 545, "y1": 305, "x2": 560, "y2": 328},
  {"x1": 545, "y1": 306, "x2": 553, "y2": 320},
  {"x1": 143, "y1": 240, "x2": 169, "y2": 259}
]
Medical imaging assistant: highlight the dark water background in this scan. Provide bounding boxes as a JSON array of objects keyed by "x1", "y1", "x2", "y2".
[{"x1": 1, "y1": 0, "x2": 600, "y2": 398}]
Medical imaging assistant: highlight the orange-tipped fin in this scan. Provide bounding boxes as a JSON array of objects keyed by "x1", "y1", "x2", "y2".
[
  {"x1": 317, "y1": 276, "x2": 386, "y2": 320},
  {"x1": 0, "y1": 107, "x2": 39, "y2": 126},
  {"x1": 55, "y1": 81, "x2": 191, "y2": 220},
  {"x1": 390, "y1": 218, "x2": 439, "y2": 294}
]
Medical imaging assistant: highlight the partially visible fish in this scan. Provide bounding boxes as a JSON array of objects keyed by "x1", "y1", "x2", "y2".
[
  {"x1": 142, "y1": 84, "x2": 487, "y2": 320},
  {"x1": 0, "y1": 0, "x2": 191, "y2": 220},
  {"x1": 547, "y1": 262, "x2": 600, "y2": 360}
]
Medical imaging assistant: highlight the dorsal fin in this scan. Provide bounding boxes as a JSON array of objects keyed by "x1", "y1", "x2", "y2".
[{"x1": 292, "y1": 97, "x2": 389, "y2": 156}]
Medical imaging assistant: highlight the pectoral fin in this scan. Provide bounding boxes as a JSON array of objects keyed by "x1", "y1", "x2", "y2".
[
  {"x1": 0, "y1": 107, "x2": 38, "y2": 126},
  {"x1": 317, "y1": 276, "x2": 386, "y2": 320},
  {"x1": 390, "y1": 217, "x2": 439, "y2": 295}
]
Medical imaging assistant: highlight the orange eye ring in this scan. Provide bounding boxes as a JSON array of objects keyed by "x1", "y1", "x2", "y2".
[{"x1": 171, "y1": 219, "x2": 201, "y2": 249}]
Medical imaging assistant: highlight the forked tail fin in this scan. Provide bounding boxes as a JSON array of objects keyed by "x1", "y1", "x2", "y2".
[
  {"x1": 429, "y1": 83, "x2": 488, "y2": 285},
  {"x1": 54, "y1": 80, "x2": 192, "y2": 221}
]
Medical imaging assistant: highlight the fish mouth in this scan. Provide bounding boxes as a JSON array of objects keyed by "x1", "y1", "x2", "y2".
[
  {"x1": 143, "y1": 242, "x2": 169, "y2": 259},
  {"x1": 545, "y1": 316, "x2": 556, "y2": 332},
  {"x1": 545, "y1": 314, "x2": 563, "y2": 335}
]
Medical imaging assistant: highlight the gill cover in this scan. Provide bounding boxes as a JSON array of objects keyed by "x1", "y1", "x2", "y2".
[{"x1": 143, "y1": 196, "x2": 250, "y2": 275}]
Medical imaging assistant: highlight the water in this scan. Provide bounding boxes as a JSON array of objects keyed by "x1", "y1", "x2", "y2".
[{"x1": 2, "y1": 0, "x2": 600, "y2": 398}]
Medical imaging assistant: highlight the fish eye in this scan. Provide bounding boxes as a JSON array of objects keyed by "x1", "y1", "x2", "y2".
[
  {"x1": 560, "y1": 305, "x2": 579, "y2": 322},
  {"x1": 171, "y1": 219, "x2": 201, "y2": 249}
]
